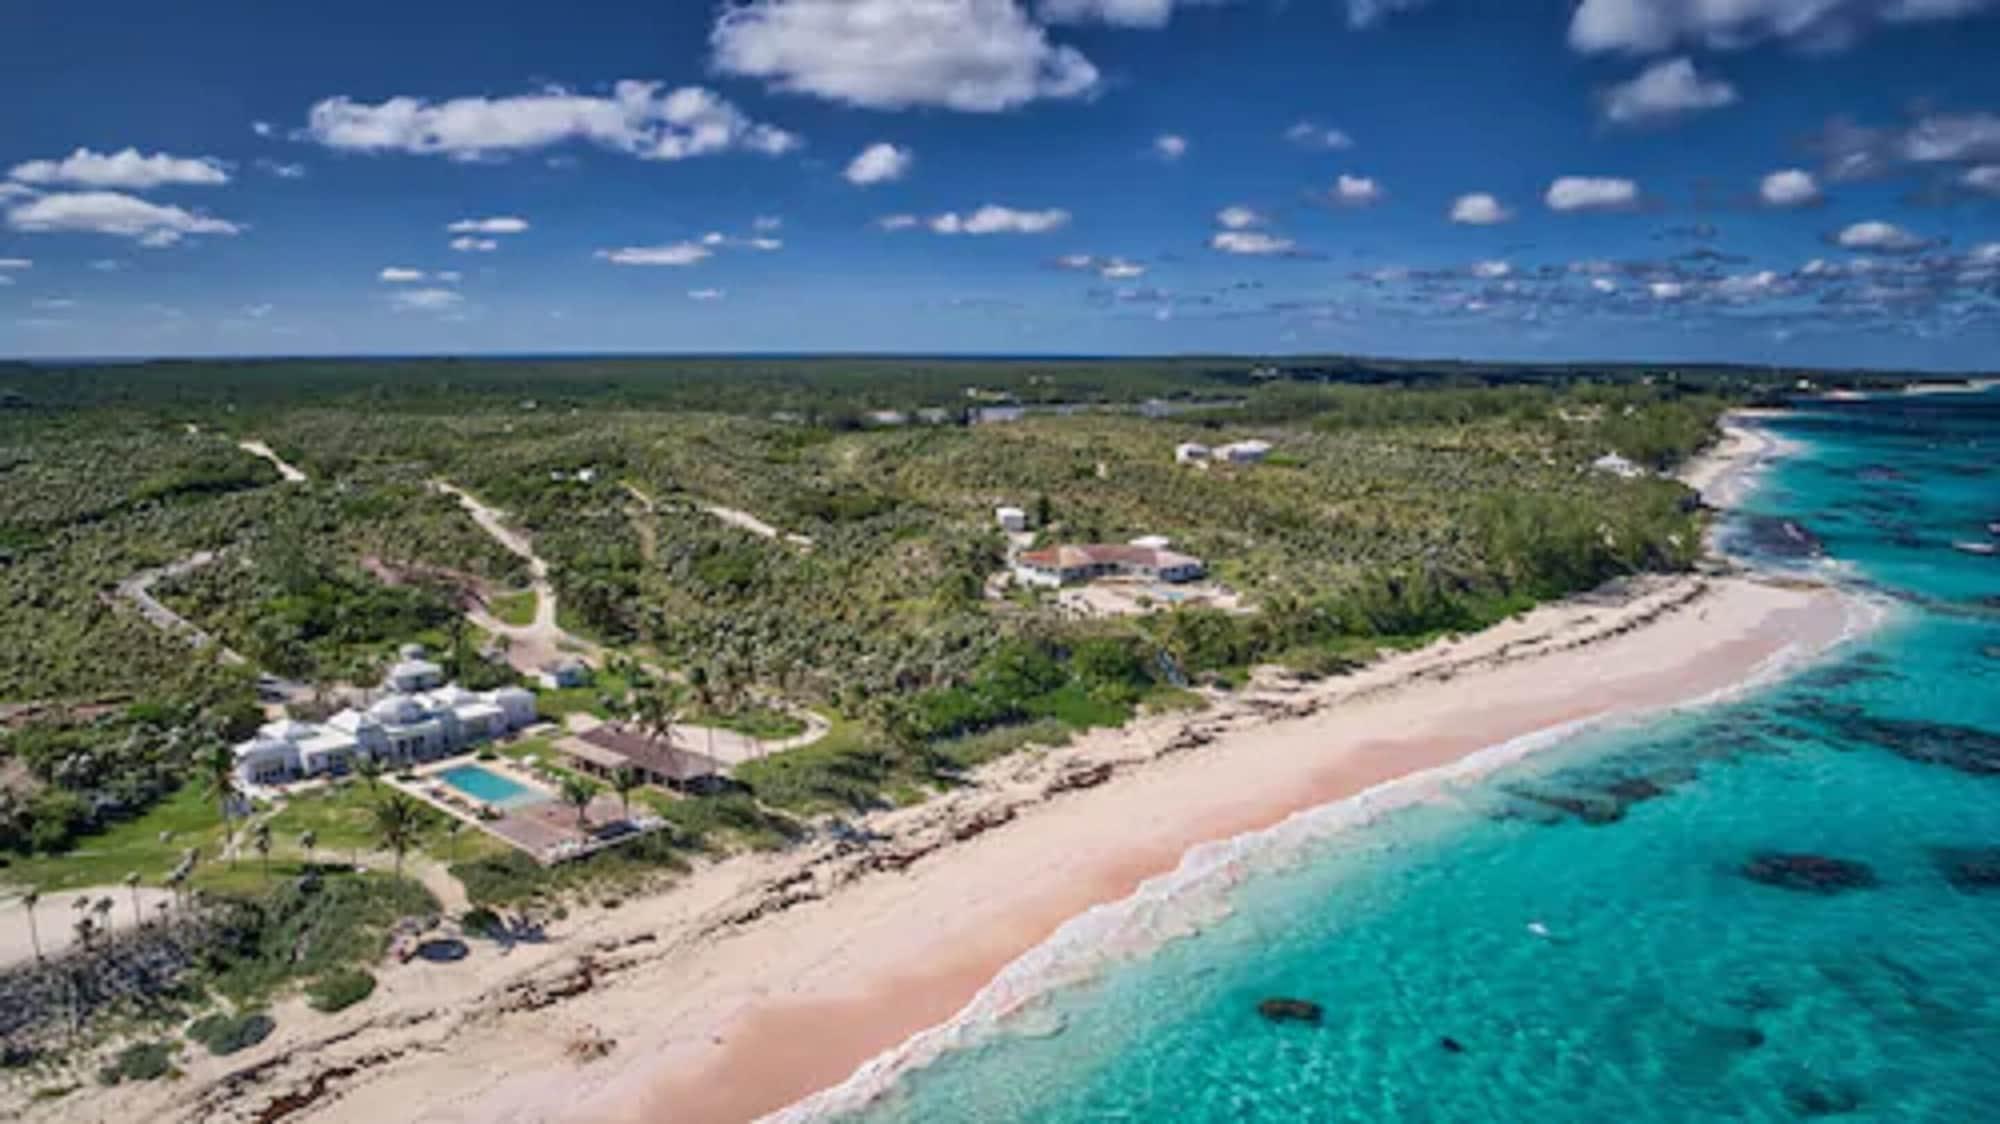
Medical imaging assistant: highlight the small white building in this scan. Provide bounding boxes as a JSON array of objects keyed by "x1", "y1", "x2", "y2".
[
  {"x1": 1014, "y1": 544, "x2": 1206, "y2": 588},
  {"x1": 1175, "y1": 442, "x2": 1212, "y2": 465},
  {"x1": 1214, "y1": 439, "x2": 1273, "y2": 464},
  {"x1": 1591, "y1": 452, "x2": 1647, "y2": 479},
  {"x1": 537, "y1": 657, "x2": 592, "y2": 690},
  {"x1": 385, "y1": 645, "x2": 445, "y2": 693},
  {"x1": 996, "y1": 505, "x2": 1029, "y2": 533}
]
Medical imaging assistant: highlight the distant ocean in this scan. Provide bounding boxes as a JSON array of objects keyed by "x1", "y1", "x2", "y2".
[{"x1": 838, "y1": 389, "x2": 2000, "y2": 1123}]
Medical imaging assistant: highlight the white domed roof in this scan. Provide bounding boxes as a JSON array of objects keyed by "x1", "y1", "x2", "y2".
[{"x1": 370, "y1": 695, "x2": 426, "y2": 724}]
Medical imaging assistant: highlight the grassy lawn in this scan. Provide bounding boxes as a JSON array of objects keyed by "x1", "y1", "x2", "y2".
[
  {"x1": 685, "y1": 702, "x2": 808, "y2": 741},
  {"x1": 489, "y1": 589, "x2": 538, "y2": 627},
  {"x1": 2, "y1": 782, "x2": 235, "y2": 893},
  {"x1": 262, "y1": 777, "x2": 510, "y2": 868},
  {"x1": 534, "y1": 670, "x2": 632, "y2": 721}
]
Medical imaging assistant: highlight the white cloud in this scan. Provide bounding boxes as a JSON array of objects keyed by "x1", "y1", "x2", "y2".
[
  {"x1": 1154, "y1": 133, "x2": 1188, "y2": 161},
  {"x1": 304, "y1": 82, "x2": 799, "y2": 162},
  {"x1": 9, "y1": 147, "x2": 229, "y2": 190},
  {"x1": 1901, "y1": 112, "x2": 2000, "y2": 163},
  {"x1": 924, "y1": 205, "x2": 1071, "y2": 235},
  {"x1": 0, "y1": 276, "x2": 11, "y2": 287},
  {"x1": 1835, "y1": 219, "x2": 1928, "y2": 253},
  {"x1": 1215, "y1": 205, "x2": 1264, "y2": 230},
  {"x1": 1038, "y1": 0, "x2": 1233, "y2": 27},
  {"x1": 252, "y1": 121, "x2": 276, "y2": 138},
  {"x1": 0, "y1": 184, "x2": 34, "y2": 202},
  {"x1": 1330, "y1": 174, "x2": 1383, "y2": 206},
  {"x1": 449, "y1": 236, "x2": 499, "y2": 252},
  {"x1": 1345, "y1": 0, "x2": 1431, "y2": 27},
  {"x1": 243, "y1": 303, "x2": 274, "y2": 318},
  {"x1": 753, "y1": 215, "x2": 783, "y2": 232},
  {"x1": 1569, "y1": 0, "x2": 1997, "y2": 54},
  {"x1": 1649, "y1": 281, "x2": 1686, "y2": 300},
  {"x1": 1471, "y1": 259, "x2": 1511, "y2": 279},
  {"x1": 5, "y1": 190, "x2": 240, "y2": 245},
  {"x1": 1715, "y1": 269, "x2": 1785, "y2": 300},
  {"x1": 1760, "y1": 168, "x2": 1823, "y2": 207},
  {"x1": 1449, "y1": 193, "x2": 1511, "y2": 225},
  {"x1": 1601, "y1": 57, "x2": 1737, "y2": 124},
  {"x1": 437, "y1": 270, "x2": 462, "y2": 282},
  {"x1": 1965, "y1": 165, "x2": 2000, "y2": 195},
  {"x1": 688, "y1": 288, "x2": 726, "y2": 300},
  {"x1": 447, "y1": 216, "x2": 529, "y2": 234},
  {"x1": 1098, "y1": 257, "x2": 1147, "y2": 279},
  {"x1": 1591, "y1": 277, "x2": 1619, "y2": 293},
  {"x1": 390, "y1": 287, "x2": 463, "y2": 312},
  {"x1": 595, "y1": 242, "x2": 713, "y2": 266},
  {"x1": 256, "y1": 159, "x2": 307, "y2": 179},
  {"x1": 1545, "y1": 175, "x2": 1640, "y2": 212},
  {"x1": 1210, "y1": 230, "x2": 1296, "y2": 255},
  {"x1": 0, "y1": 258, "x2": 29, "y2": 270},
  {"x1": 878, "y1": 214, "x2": 922, "y2": 231},
  {"x1": 711, "y1": 0, "x2": 1099, "y2": 112},
  {"x1": 1284, "y1": 120, "x2": 1354, "y2": 150},
  {"x1": 379, "y1": 267, "x2": 429, "y2": 282},
  {"x1": 844, "y1": 142, "x2": 913, "y2": 186},
  {"x1": 31, "y1": 298, "x2": 77, "y2": 310}
]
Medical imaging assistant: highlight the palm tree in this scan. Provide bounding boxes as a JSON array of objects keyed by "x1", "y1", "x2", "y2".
[
  {"x1": 444, "y1": 819, "x2": 463, "y2": 866},
  {"x1": 610, "y1": 765, "x2": 643, "y2": 820},
  {"x1": 298, "y1": 828, "x2": 318, "y2": 871},
  {"x1": 355, "y1": 756, "x2": 383, "y2": 791},
  {"x1": 20, "y1": 889, "x2": 41, "y2": 962},
  {"x1": 252, "y1": 821, "x2": 273, "y2": 883},
  {"x1": 371, "y1": 793, "x2": 423, "y2": 881},
  {"x1": 559, "y1": 774, "x2": 595, "y2": 829},
  {"x1": 198, "y1": 741, "x2": 241, "y2": 866},
  {"x1": 123, "y1": 872, "x2": 142, "y2": 929},
  {"x1": 632, "y1": 689, "x2": 682, "y2": 778}
]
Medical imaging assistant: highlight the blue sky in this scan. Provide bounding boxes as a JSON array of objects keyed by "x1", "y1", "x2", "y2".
[{"x1": 3, "y1": 0, "x2": 2000, "y2": 367}]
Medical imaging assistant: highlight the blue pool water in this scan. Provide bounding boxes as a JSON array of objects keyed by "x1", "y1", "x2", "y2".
[
  {"x1": 437, "y1": 763, "x2": 537, "y2": 808},
  {"x1": 843, "y1": 389, "x2": 2000, "y2": 1123}
]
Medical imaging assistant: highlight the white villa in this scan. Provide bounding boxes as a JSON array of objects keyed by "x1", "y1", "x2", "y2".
[
  {"x1": 1174, "y1": 441, "x2": 1212, "y2": 465},
  {"x1": 537, "y1": 657, "x2": 592, "y2": 690},
  {"x1": 995, "y1": 505, "x2": 1029, "y2": 533},
  {"x1": 1214, "y1": 439, "x2": 1273, "y2": 464},
  {"x1": 233, "y1": 648, "x2": 537, "y2": 785},
  {"x1": 1014, "y1": 542, "x2": 1206, "y2": 588}
]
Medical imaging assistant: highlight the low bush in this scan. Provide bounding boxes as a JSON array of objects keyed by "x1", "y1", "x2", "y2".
[
  {"x1": 96, "y1": 1041, "x2": 175, "y2": 1085},
  {"x1": 306, "y1": 969, "x2": 376, "y2": 1013},
  {"x1": 186, "y1": 1011, "x2": 275, "y2": 1056}
]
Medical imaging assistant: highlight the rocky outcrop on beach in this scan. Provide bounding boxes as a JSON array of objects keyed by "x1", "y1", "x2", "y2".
[
  {"x1": 1931, "y1": 847, "x2": 2000, "y2": 892},
  {"x1": 1741, "y1": 853, "x2": 1878, "y2": 894},
  {"x1": 1255, "y1": 997, "x2": 1322, "y2": 1025}
]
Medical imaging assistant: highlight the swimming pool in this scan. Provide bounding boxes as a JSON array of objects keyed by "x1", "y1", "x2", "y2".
[{"x1": 437, "y1": 764, "x2": 539, "y2": 808}]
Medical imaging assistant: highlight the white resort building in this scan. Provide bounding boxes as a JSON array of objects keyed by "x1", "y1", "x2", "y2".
[{"x1": 232, "y1": 648, "x2": 537, "y2": 785}]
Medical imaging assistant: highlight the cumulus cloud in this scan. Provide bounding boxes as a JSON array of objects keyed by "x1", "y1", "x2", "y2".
[
  {"x1": 449, "y1": 236, "x2": 499, "y2": 252},
  {"x1": 1569, "y1": 0, "x2": 1997, "y2": 54},
  {"x1": 1329, "y1": 174, "x2": 1383, "y2": 206},
  {"x1": 0, "y1": 258, "x2": 29, "y2": 270},
  {"x1": 447, "y1": 216, "x2": 529, "y2": 234},
  {"x1": 1833, "y1": 219, "x2": 1930, "y2": 253},
  {"x1": 1449, "y1": 193, "x2": 1511, "y2": 225},
  {"x1": 595, "y1": 242, "x2": 714, "y2": 266},
  {"x1": 304, "y1": 82, "x2": 799, "y2": 162},
  {"x1": 1601, "y1": 57, "x2": 1737, "y2": 124},
  {"x1": 1760, "y1": 168, "x2": 1823, "y2": 207},
  {"x1": 379, "y1": 267, "x2": 429, "y2": 282},
  {"x1": 8, "y1": 147, "x2": 229, "y2": 190},
  {"x1": 1470, "y1": 259, "x2": 1512, "y2": 279},
  {"x1": 1284, "y1": 120, "x2": 1354, "y2": 150},
  {"x1": 688, "y1": 288, "x2": 725, "y2": 300},
  {"x1": 1965, "y1": 164, "x2": 2000, "y2": 195},
  {"x1": 1649, "y1": 280, "x2": 1686, "y2": 300},
  {"x1": 256, "y1": 158, "x2": 308, "y2": 179},
  {"x1": 390, "y1": 287, "x2": 463, "y2": 311},
  {"x1": 884, "y1": 205, "x2": 1069, "y2": 235},
  {"x1": 1215, "y1": 205, "x2": 1264, "y2": 229},
  {"x1": 1210, "y1": 230, "x2": 1296, "y2": 255},
  {"x1": 5, "y1": 190, "x2": 240, "y2": 246},
  {"x1": 844, "y1": 142, "x2": 913, "y2": 186},
  {"x1": 711, "y1": 0, "x2": 1099, "y2": 112},
  {"x1": 1154, "y1": 133, "x2": 1188, "y2": 161},
  {"x1": 1545, "y1": 175, "x2": 1641, "y2": 211},
  {"x1": 1056, "y1": 253, "x2": 1147, "y2": 278},
  {"x1": 1038, "y1": 0, "x2": 1230, "y2": 26}
]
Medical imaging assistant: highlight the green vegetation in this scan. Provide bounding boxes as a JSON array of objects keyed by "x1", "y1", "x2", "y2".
[
  {"x1": 489, "y1": 589, "x2": 538, "y2": 627},
  {"x1": 96, "y1": 1040, "x2": 176, "y2": 1085},
  {"x1": 185, "y1": 1010, "x2": 274, "y2": 1056},
  {"x1": 305, "y1": 968, "x2": 377, "y2": 1013}
]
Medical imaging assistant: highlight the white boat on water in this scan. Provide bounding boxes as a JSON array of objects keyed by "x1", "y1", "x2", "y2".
[{"x1": 1954, "y1": 541, "x2": 1998, "y2": 556}]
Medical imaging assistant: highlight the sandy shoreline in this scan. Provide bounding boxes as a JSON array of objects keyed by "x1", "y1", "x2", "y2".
[{"x1": 16, "y1": 417, "x2": 1875, "y2": 1124}]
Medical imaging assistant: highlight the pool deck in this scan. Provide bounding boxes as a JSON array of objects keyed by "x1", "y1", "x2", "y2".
[{"x1": 388, "y1": 755, "x2": 665, "y2": 865}]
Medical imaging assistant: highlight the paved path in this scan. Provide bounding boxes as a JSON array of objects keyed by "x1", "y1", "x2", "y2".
[
  {"x1": 434, "y1": 480, "x2": 600, "y2": 674},
  {"x1": 238, "y1": 439, "x2": 308, "y2": 483},
  {"x1": 623, "y1": 481, "x2": 813, "y2": 549},
  {"x1": 114, "y1": 551, "x2": 247, "y2": 666}
]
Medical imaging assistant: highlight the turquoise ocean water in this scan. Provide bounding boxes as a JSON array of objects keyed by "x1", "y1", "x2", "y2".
[{"x1": 844, "y1": 390, "x2": 2000, "y2": 1123}]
